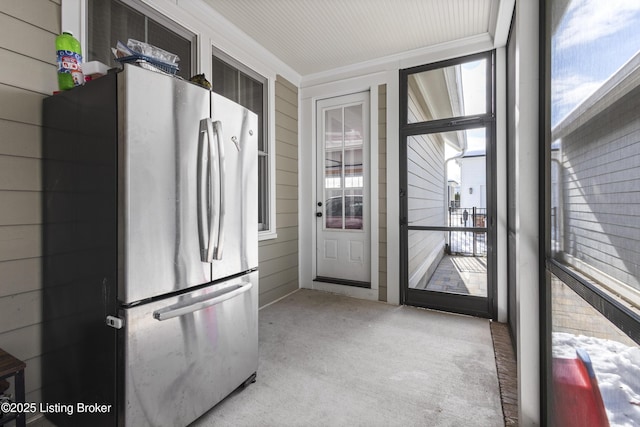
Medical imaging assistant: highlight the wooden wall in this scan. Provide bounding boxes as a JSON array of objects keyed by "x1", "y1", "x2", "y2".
[
  {"x1": 0, "y1": 0, "x2": 61, "y2": 414},
  {"x1": 258, "y1": 75, "x2": 299, "y2": 306}
]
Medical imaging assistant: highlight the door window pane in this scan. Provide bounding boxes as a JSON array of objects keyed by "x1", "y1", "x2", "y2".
[
  {"x1": 325, "y1": 108, "x2": 343, "y2": 150},
  {"x1": 407, "y1": 58, "x2": 487, "y2": 124},
  {"x1": 405, "y1": 127, "x2": 488, "y2": 297},
  {"x1": 407, "y1": 128, "x2": 486, "y2": 229},
  {"x1": 344, "y1": 148, "x2": 363, "y2": 188},
  {"x1": 323, "y1": 105, "x2": 365, "y2": 231},
  {"x1": 407, "y1": 230, "x2": 487, "y2": 297},
  {"x1": 344, "y1": 104, "x2": 363, "y2": 144},
  {"x1": 407, "y1": 133, "x2": 446, "y2": 227},
  {"x1": 325, "y1": 190, "x2": 343, "y2": 230}
]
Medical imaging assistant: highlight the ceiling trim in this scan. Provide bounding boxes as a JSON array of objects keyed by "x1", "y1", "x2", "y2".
[
  {"x1": 492, "y1": 0, "x2": 516, "y2": 47},
  {"x1": 178, "y1": 0, "x2": 515, "y2": 87}
]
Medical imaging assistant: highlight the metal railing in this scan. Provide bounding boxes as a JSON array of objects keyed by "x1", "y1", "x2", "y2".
[{"x1": 447, "y1": 207, "x2": 487, "y2": 256}]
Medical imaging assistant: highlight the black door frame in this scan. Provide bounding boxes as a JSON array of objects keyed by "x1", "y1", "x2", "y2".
[{"x1": 399, "y1": 50, "x2": 497, "y2": 319}]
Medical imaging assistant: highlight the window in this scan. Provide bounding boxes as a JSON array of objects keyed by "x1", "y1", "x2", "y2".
[
  {"x1": 212, "y1": 50, "x2": 270, "y2": 232},
  {"x1": 545, "y1": 1, "x2": 640, "y2": 425},
  {"x1": 87, "y1": 0, "x2": 195, "y2": 79}
]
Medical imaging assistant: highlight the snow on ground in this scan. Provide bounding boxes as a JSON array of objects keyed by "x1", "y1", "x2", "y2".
[{"x1": 553, "y1": 332, "x2": 640, "y2": 426}]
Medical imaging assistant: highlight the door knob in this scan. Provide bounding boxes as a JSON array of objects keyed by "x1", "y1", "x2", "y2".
[{"x1": 316, "y1": 212, "x2": 323, "y2": 217}]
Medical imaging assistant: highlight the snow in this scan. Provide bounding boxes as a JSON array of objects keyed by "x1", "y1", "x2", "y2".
[{"x1": 553, "y1": 332, "x2": 640, "y2": 426}]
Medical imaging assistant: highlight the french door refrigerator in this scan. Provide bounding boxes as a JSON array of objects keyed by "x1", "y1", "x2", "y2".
[{"x1": 42, "y1": 64, "x2": 259, "y2": 427}]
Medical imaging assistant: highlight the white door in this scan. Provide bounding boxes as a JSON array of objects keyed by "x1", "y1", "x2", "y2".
[{"x1": 316, "y1": 92, "x2": 371, "y2": 285}]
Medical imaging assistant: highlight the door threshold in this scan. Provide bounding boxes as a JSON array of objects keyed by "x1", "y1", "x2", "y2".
[{"x1": 314, "y1": 276, "x2": 371, "y2": 289}]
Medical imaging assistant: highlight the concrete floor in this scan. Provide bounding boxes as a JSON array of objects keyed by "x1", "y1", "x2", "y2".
[
  {"x1": 420, "y1": 255, "x2": 488, "y2": 297},
  {"x1": 193, "y1": 289, "x2": 504, "y2": 426},
  {"x1": 28, "y1": 289, "x2": 511, "y2": 427}
]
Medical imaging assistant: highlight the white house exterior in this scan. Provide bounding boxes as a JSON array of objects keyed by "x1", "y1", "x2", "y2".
[{"x1": 457, "y1": 149, "x2": 486, "y2": 211}]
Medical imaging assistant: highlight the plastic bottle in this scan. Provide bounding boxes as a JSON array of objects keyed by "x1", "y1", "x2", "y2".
[{"x1": 56, "y1": 32, "x2": 84, "y2": 90}]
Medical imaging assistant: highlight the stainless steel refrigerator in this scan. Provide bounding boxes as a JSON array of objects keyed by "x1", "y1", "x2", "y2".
[{"x1": 42, "y1": 64, "x2": 259, "y2": 427}]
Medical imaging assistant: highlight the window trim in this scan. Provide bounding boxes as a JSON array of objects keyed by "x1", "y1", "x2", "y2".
[
  {"x1": 548, "y1": 260, "x2": 640, "y2": 343},
  {"x1": 211, "y1": 47, "x2": 275, "y2": 239}
]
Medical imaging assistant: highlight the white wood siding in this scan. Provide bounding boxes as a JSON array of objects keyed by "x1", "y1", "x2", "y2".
[
  {"x1": 258, "y1": 76, "x2": 299, "y2": 306},
  {"x1": 406, "y1": 85, "x2": 446, "y2": 287},
  {"x1": 0, "y1": 0, "x2": 60, "y2": 415}
]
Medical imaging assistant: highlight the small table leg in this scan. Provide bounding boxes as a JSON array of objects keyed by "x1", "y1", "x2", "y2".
[{"x1": 14, "y1": 370, "x2": 25, "y2": 427}]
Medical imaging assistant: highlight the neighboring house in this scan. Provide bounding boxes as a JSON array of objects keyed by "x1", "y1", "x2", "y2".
[
  {"x1": 551, "y1": 51, "x2": 640, "y2": 312},
  {"x1": 447, "y1": 179, "x2": 459, "y2": 208},
  {"x1": 457, "y1": 149, "x2": 486, "y2": 212}
]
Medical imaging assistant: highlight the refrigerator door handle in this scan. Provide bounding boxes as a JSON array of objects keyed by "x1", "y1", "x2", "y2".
[
  {"x1": 197, "y1": 118, "x2": 220, "y2": 263},
  {"x1": 212, "y1": 120, "x2": 225, "y2": 260},
  {"x1": 152, "y1": 282, "x2": 252, "y2": 321},
  {"x1": 197, "y1": 119, "x2": 208, "y2": 261}
]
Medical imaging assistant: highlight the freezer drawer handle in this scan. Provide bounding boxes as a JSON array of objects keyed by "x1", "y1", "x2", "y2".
[{"x1": 152, "y1": 282, "x2": 252, "y2": 321}]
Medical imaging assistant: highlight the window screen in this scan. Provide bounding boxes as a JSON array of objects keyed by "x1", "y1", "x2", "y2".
[
  {"x1": 546, "y1": 1, "x2": 640, "y2": 425},
  {"x1": 212, "y1": 52, "x2": 270, "y2": 232},
  {"x1": 88, "y1": 0, "x2": 194, "y2": 79}
]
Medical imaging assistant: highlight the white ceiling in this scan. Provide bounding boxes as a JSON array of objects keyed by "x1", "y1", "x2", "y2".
[{"x1": 202, "y1": 0, "x2": 512, "y2": 77}]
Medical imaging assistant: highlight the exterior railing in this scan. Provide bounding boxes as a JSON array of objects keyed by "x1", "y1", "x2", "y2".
[{"x1": 447, "y1": 207, "x2": 487, "y2": 256}]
